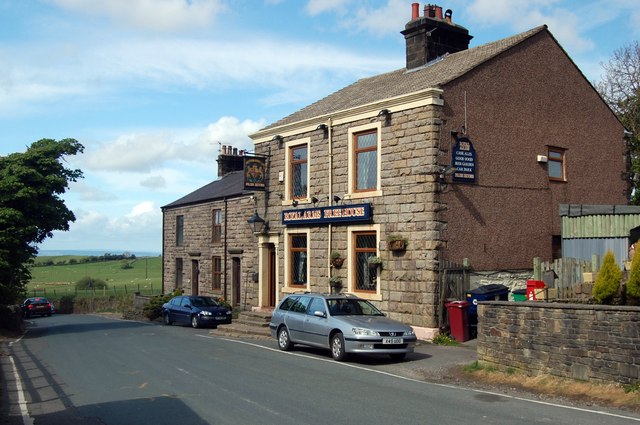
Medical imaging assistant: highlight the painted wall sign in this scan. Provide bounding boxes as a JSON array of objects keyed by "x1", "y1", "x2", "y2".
[
  {"x1": 282, "y1": 203, "x2": 372, "y2": 226},
  {"x1": 243, "y1": 155, "x2": 267, "y2": 190},
  {"x1": 452, "y1": 136, "x2": 477, "y2": 183}
]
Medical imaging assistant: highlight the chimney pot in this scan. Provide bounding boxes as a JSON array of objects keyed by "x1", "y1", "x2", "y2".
[
  {"x1": 445, "y1": 9, "x2": 452, "y2": 23},
  {"x1": 411, "y1": 3, "x2": 419, "y2": 20},
  {"x1": 233, "y1": 147, "x2": 238, "y2": 156}
]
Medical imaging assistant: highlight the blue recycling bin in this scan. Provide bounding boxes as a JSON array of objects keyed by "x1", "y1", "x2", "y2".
[{"x1": 465, "y1": 284, "x2": 509, "y2": 337}]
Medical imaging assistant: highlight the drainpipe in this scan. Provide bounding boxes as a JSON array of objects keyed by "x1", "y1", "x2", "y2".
[
  {"x1": 161, "y1": 208, "x2": 165, "y2": 293},
  {"x1": 327, "y1": 118, "x2": 334, "y2": 279},
  {"x1": 223, "y1": 197, "x2": 228, "y2": 301}
]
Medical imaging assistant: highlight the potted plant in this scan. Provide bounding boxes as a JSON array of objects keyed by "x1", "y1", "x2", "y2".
[
  {"x1": 387, "y1": 234, "x2": 408, "y2": 251},
  {"x1": 329, "y1": 276, "x2": 343, "y2": 293},
  {"x1": 367, "y1": 256, "x2": 383, "y2": 269},
  {"x1": 330, "y1": 251, "x2": 344, "y2": 268}
]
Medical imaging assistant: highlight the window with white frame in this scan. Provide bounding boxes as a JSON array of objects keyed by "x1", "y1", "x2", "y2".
[
  {"x1": 288, "y1": 232, "x2": 308, "y2": 288},
  {"x1": 347, "y1": 225, "x2": 381, "y2": 299},
  {"x1": 348, "y1": 123, "x2": 382, "y2": 198},
  {"x1": 285, "y1": 138, "x2": 310, "y2": 202},
  {"x1": 547, "y1": 147, "x2": 566, "y2": 181}
]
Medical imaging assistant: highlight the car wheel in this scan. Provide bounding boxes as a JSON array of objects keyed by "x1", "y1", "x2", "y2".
[
  {"x1": 163, "y1": 313, "x2": 172, "y2": 326},
  {"x1": 331, "y1": 332, "x2": 347, "y2": 361},
  {"x1": 191, "y1": 315, "x2": 200, "y2": 328},
  {"x1": 389, "y1": 353, "x2": 406, "y2": 361},
  {"x1": 277, "y1": 327, "x2": 292, "y2": 351}
]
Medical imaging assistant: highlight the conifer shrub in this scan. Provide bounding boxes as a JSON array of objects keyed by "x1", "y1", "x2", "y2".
[
  {"x1": 592, "y1": 250, "x2": 622, "y2": 304},
  {"x1": 626, "y1": 247, "x2": 640, "y2": 301}
]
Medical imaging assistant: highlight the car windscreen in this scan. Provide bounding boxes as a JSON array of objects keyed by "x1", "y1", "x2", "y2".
[
  {"x1": 327, "y1": 299, "x2": 384, "y2": 316},
  {"x1": 190, "y1": 297, "x2": 220, "y2": 307}
]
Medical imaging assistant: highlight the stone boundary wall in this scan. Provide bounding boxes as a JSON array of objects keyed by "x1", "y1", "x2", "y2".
[{"x1": 477, "y1": 301, "x2": 640, "y2": 385}]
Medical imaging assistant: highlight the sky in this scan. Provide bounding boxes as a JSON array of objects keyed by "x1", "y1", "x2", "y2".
[{"x1": 1, "y1": 0, "x2": 638, "y2": 255}]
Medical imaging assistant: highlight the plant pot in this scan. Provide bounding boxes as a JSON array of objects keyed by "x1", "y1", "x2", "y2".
[
  {"x1": 388, "y1": 240, "x2": 406, "y2": 251},
  {"x1": 332, "y1": 257, "x2": 344, "y2": 268}
]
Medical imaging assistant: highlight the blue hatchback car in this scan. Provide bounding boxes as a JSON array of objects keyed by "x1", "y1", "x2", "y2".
[{"x1": 162, "y1": 296, "x2": 232, "y2": 329}]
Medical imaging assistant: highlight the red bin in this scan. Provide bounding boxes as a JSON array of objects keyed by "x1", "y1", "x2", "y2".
[
  {"x1": 526, "y1": 280, "x2": 546, "y2": 300},
  {"x1": 445, "y1": 301, "x2": 470, "y2": 342}
]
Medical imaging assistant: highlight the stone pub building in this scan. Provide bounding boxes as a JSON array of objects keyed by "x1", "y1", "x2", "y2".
[{"x1": 162, "y1": 3, "x2": 628, "y2": 338}]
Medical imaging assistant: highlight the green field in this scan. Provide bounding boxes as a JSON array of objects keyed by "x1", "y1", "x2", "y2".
[{"x1": 28, "y1": 256, "x2": 163, "y2": 298}]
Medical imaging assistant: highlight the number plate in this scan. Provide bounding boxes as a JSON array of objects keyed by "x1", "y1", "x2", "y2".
[
  {"x1": 382, "y1": 337, "x2": 403, "y2": 344},
  {"x1": 215, "y1": 316, "x2": 226, "y2": 320}
]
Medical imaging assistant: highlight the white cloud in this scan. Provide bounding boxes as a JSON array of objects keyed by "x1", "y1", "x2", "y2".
[
  {"x1": 47, "y1": 0, "x2": 227, "y2": 33},
  {"x1": 140, "y1": 175, "x2": 167, "y2": 189},
  {"x1": 81, "y1": 116, "x2": 264, "y2": 173},
  {"x1": 348, "y1": 0, "x2": 408, "y2": 37},
  {"x1": 306, "y1": 0, "x2": 352, "y2": 16}
]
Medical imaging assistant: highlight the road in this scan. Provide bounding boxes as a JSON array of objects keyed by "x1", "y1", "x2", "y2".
[{"x1": 2, "y1": 314, "x2": 640, "y2": 425}]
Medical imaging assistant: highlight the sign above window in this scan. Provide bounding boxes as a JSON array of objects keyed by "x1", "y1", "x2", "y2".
[
  {"x1": 282, "y1": 203, "x2": 372, "y2": 226},
  {"x1": 452, "y1": 136, "x2": 477, "y2": 183}
]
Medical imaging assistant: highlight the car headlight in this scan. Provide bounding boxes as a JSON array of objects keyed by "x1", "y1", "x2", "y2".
[
  {"x1": 200, "y1": 311, "x2": 212, "y2": 316},
  {"x1": 352, "y1": 327, "x2": 379, "y2": 336},
  {"x1": 406, "y1": 327, "x2": 415, "y2": 336}
]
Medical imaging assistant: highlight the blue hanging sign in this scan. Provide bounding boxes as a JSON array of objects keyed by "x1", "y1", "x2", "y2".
[
  {"x1": 282, "y1": 203, "x2": 372, "y2": 226},
  {"x1": 452, "y1": 136, "x2": 477, "y2": 183}
]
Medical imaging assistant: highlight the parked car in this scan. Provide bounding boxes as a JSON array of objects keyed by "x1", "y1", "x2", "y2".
[
  {"x1": 270, "y1": 293, "x2": 417, "y2": 361},
  {"x1": 21, "y1": 297, "x2": 53, "y2": 318},
  {"x1": 162, "y1": 295, "x2": 232, "y2": 329}
]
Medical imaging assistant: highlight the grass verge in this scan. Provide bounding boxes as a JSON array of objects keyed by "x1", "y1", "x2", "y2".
[{"x1": 461, "y1": 361, "x2": 640, "y2": 412}]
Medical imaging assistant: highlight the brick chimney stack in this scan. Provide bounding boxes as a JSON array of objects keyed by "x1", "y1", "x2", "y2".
[
  {"x1": 401, "y1": 3, "x2": 473, "y2": 70},
  {"x1": 217, "y1": 145, "x2": 245, "y2": 177}
]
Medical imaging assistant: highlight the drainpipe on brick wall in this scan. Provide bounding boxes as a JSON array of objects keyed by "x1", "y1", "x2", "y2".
[{"x1": 161, "y1": 209, "x2": 165, "y2": 293}]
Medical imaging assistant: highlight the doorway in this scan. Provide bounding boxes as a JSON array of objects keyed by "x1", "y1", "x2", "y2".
[
  {"x1": 232, "y1": 258, "x2": 241, "y2": 307},
  {"x1": 191, "y1": 260, "x2": 199, "y2": 295},
  {"x1": 268, "y1": 245, "x2": 276, "y2": 307}
]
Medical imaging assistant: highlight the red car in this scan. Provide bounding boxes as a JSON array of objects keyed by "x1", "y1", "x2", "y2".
[{"x1": 22, "y1": 297, "x2": 53, "y2": 318}]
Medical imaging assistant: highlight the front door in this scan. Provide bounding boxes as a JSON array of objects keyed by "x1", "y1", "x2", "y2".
[
  {"x1": 191, "y1": 260, "x2": 199, "y2": 295},
  {"x1": 268, "y1": 246, "x2": 276, "y2": 307},
  {"x1": 233, "y1": 258, "x2": 241, "y2": 306}
]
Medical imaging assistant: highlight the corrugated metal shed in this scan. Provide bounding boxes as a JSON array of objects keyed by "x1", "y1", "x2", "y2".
[
  {"x1": 560, "y1": 204, "x2": 640, "y2": 267},
  {"x1": 560, "y1": 204, "x2": 640, "y2": 238}
]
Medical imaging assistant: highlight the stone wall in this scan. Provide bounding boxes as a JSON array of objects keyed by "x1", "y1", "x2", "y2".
[
  {"x1": 256, "y1": 102, "x2": 444, "y2": 329},
  {"x1": 477, "y1": 301, "x2": 640, "y2": 384},
  {"x1": 162, "y1": 196, "x2": 258, "y2": 308}
]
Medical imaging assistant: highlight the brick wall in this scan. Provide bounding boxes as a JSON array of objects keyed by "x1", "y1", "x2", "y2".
[{"x1": 477, "y1": 302, "x2": 640, "y2": 384}]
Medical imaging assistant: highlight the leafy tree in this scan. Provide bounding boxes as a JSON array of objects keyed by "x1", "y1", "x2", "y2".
[
  {"x1": 596, "y1": 41, "x2": 640, "y2": 203},
  {"x1": 593, "y1": 251, "x2": 622, "y2": 304},
  {"x1": 0, "y1": 138, "x2": 84, "y2": 303}
]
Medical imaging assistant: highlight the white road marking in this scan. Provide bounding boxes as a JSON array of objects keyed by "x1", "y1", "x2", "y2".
[
  {"x1": 8, "y1": 356, "x2": 34, "y2": 425},
  {"x1": 197, "y1": 334, "x2": 640, "y2": 423}
]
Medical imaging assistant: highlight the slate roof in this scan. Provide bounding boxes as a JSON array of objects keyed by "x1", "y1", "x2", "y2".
[
  {"x1": 262, "y1": 25, "x2": 547, "y2": 130},
  {"x1": 162, "y1": 170, "x2": 248, "y2": 209}
]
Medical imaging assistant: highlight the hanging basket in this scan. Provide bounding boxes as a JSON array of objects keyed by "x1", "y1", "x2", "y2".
[
  {"x1": 332, "y1": 257, "x2": 345, "y2": 268},
  {"x1": 388, "y1": 239, "x2": 406, "y2": 252}
]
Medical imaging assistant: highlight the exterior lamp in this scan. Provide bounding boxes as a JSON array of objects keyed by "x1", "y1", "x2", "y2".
[{"x1": 247, "y1": 211, "x2": 267, "y2": 234}]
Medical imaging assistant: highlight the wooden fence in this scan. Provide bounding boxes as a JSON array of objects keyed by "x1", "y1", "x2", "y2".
[{"x1": 535, "y1": 257, "x2": 595, "y2": 300}]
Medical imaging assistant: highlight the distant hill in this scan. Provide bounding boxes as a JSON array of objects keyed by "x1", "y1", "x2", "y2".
[{"x1": 38, "y1": 249, "x2": 161, "y2": 257}]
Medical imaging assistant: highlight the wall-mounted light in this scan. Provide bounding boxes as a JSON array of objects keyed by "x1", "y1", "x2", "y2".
[
  {"x1": 292, "y1": 200, "x2": 299, "y2": 207},
  {"x1": 272, "y1": 135, "x2": 284, "y2": 147},
  {"x1": 247, "y1": 211, "x2": 267, "y2": 234},
  {"x1": 311, "y1": 196, "x2": 319, "y2": 205},
  {"x1": 333, "y1": 195, "x2": 341, "y2": 204},
  {"x1": 438, "y1": 165, "x2": 457, "y2": 191},
  {"x1": 316, "y1": 124, "x2": 328, "y2": 139}
]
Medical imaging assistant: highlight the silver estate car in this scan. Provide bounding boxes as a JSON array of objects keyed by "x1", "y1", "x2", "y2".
[{"x1": 270, "y1": 293, "x2": 417, "y2": 361}]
